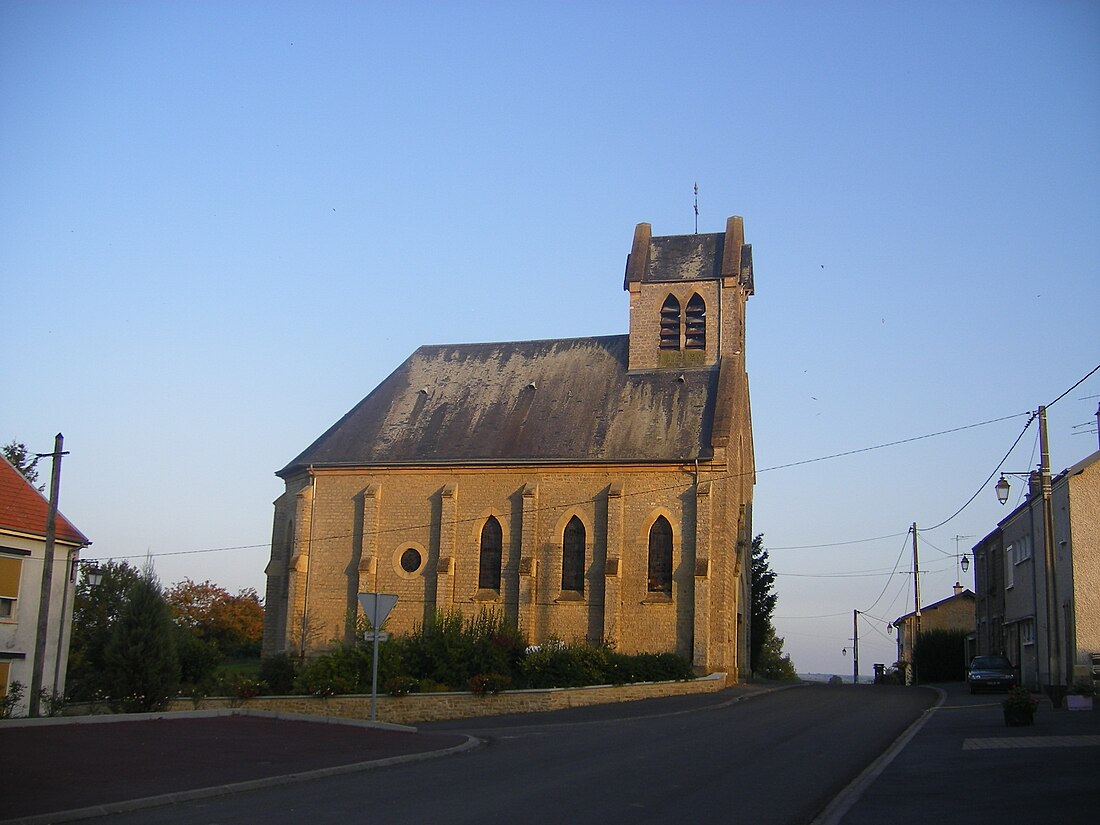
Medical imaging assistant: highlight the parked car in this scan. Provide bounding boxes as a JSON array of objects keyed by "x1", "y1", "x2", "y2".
[{"x1": 966, "y1": 655, "x2": 1017, "y2": 693}]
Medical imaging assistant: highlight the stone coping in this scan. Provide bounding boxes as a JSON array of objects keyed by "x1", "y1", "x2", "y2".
[{"x1": 56, "y1": 672, "x2": 728, "y2": 726}]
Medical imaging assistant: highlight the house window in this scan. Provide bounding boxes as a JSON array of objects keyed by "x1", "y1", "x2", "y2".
[
  {"x1": 561, "y1": 516, "x2": 585, "y2": 593},
  {"x1": 1021, "y1": 618, "x2": 1035, "y2": 646},
  {"x1": 685, "y1": 293, "x2": 706, "y2": 350},
  {"x1": 1013, "y1": 535, "x2": 1032, "y2": 564},
  {"x1": 659, "y1": 294, "x2": 681, "y2": 350},
  {"x1": 648, "y1": 516, "x2": 673, "y2": 595},
  {"x1": 1005, "y1": 545, "x2": 1014, "y2": 589},
  {"x1": 479, "y1": 516, "x2": 503, "y2": 591},
  {"x1": 0, "y1": 556, "x2": 22, "y2": 621}
]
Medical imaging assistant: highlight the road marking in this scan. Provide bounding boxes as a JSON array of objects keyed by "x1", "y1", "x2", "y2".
[
  {"x1": 963, "y1": 735, "x2": 1100, "y2": 750},
  {"x1": 936, "y1": 702, "x2": 1001, "y2": 709}
]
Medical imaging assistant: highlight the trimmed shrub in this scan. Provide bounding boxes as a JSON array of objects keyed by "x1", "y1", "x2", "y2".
[{"x1": 259, "y1": 653, "x2": 298, "y2": 695}]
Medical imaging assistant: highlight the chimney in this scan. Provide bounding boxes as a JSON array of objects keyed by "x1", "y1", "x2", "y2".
[{"x1": 953, "y1": 582, "x2": 964, "y2": 596}]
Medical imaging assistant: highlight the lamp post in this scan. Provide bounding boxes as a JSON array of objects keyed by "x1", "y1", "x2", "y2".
[{"x1": 994, "y1": 405, "x2": 1063, "y2": 703}]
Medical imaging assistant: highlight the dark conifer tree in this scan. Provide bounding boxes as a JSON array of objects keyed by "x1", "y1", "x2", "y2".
[{"x1": 102, "y1": 568, "x2": 180, "y2": 712}]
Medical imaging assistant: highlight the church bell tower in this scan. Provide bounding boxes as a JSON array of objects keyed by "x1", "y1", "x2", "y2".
[{"x1": 623, "y1": 216, "x2": 754, "y2": 373}]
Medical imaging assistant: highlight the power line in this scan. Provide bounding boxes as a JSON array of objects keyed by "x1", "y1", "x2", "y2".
[
  {"x1": 767, "y1": 533, "x2": 906, "y2": 551},
  {"x1": 85, "y1": 367, "x2": 1096, "y2": 566},
  {"x1": 1046, "y1": 362, "x2": 1100, "y2": 409},
  {"x1": 861, "y1": 530, "x2": 912, "y2": 615},
  {"x1": 757, "y1": 411, "x2": 1029, "y2": 476},
  {"x1": 922, "y1": 412, "x2": 1035, "y2": 530}
]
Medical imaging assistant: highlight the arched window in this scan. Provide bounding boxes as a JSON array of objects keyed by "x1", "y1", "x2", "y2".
[
  {"x1": 659, "y1": 294, "x2": 681, "y2": 350},
  {"x1": 561, "y1": 516, "x2": 585, "y2": 593},
  {"x1": 685, "y1": 293, "x2": 706, "y2": 350},
  {"x1": 648, "y1": 516, "x2": 673, "y2": 594},
  {"x1": 479, "y1": 516, "x2": 503, "y2": 591}
]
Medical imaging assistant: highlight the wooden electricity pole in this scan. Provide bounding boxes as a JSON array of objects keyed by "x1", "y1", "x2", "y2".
[
  {"x1": 29, "y1": 433, "x2": 66, "y2": 717},
  {"x1": 912, "y1": 522, "x2": 921, "y2": 683}
]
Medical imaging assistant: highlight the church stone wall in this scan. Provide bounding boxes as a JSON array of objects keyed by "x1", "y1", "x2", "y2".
[{"x1": 265, "y1": 462, "x2": 747, "y2": 674}]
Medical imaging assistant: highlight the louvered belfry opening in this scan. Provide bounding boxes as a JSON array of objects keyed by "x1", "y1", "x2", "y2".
[
  {"x1": 685, "y1": 293, "x2": 706, "y2": 350},
  {"x1": 659, "y1": 294, "x2": 681, "y2": 350}
]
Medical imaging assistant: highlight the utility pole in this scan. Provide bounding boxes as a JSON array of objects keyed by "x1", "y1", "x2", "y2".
[
  {"x1": 29, "y1": 433, "x2": 66, "y2": 717},
  {"x1": 852, "y1": 609, "x2": 860, "y2": 684},
  {"x1": 1038, "y1": 406, "x2": 1062, "y2": 697},
  {"x1": 912, "y1": 522, "x2": 921, "y2": 683}
]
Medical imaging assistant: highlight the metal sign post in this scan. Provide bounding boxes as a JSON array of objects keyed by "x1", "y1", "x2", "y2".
[{"x1": 357, "y1": 592, "x2": 398, "y2": 721}]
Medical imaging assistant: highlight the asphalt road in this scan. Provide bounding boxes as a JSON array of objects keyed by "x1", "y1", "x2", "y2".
[{"x1": 92, "y1": 684, "x2": 934, "y2": 825}]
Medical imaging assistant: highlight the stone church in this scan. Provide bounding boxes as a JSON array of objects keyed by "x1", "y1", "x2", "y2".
[{"x1": 262, "y1": 216, "x2": 756, "y2": 678}]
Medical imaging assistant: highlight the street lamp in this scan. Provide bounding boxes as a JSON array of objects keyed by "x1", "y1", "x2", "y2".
[
  {"x1": 82, "y1": 562, "x2": 103, "y2": 587},
  {"x1": 995, "y1": 475, "x2": 1011, "y2": 504},
  {"x1": 960, "y1": 555, "x2": 970, "y2": 573}
]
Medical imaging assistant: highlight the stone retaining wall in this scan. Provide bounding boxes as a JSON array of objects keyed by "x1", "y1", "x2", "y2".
[{"x1": 157, "y1": 673, "x2": 727, "y2": 725}]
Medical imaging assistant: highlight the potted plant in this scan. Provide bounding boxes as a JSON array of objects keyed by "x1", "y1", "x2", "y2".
[
  {"x1": 1066, "y1": 681, "x2": 1096, "y2": 712},
  {"x1": 1002, "y1": 686, "x2": 1039, "y2": 726}
]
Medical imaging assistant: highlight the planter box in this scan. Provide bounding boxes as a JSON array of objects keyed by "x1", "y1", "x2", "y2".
[{"x1": 1066, "y1": 695, "x2": 1094, "y2": 712}]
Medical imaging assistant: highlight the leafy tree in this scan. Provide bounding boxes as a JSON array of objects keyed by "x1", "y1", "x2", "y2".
[
  {"x1": 102, "y1": 568, "x2": 180, "y2": 712},
  {"x1": 67, "y1": 561, "x2": 143, "y2": 701},
  {"x1": 755, "y1": 624, "x2": 799, "y2": 681},
  {"x1": 165, "y1": 578, "x2": 264, "y2": 658},
  {"x1": 3, "y1": 440, "x2": 42, "y2": 490}
]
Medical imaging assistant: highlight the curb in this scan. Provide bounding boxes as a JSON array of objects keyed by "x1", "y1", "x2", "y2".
[
  {"x1": 0, "y1": 707, "x2": 417, "y2": 733},
  {"x1": 809, "y1": 686, "x2": 944, "y2": 825}
]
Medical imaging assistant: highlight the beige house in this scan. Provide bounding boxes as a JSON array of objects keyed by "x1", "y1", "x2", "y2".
[
  {"x1": 892, "y1": 586, "x2": 977, "y2": 666},
  {"x1": 1, "y1": 454, "x2": 90, "y2": 716},
  {"x1": 263, "y1": 217, "x2": 757, "y2": 678},
  {"x1": 973, "y1": 448, "x2": 1100, "y2": 690}
]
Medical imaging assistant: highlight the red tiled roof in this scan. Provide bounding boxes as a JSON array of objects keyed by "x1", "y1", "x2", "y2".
[{"x1": 0, "y1": 456, "x2": 90, "y2": 546}]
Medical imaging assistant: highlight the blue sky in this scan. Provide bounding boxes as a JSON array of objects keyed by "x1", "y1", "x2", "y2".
[{"x1": 3, "y1": 1, "x2": 1098, "y2": 675}]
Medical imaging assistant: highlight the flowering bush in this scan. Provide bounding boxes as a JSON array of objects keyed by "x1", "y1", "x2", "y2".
[
  {"x1": 1, "y1": 681, "x2": 25, "y2": 718},
  {"x1": 469, "y1": 673, "x2": 510, "y2": 696},
  {"x1": 1003, "y1": 686, "x2": 1039, "y2": 712},
  {"x1": 385, "y1": 676, "x2": 419, "y2": 697}
]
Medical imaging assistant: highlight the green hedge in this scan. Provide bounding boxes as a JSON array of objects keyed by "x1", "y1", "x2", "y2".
[{"x1": 260, "y1": 609, "x2": 696, "y2": 695}]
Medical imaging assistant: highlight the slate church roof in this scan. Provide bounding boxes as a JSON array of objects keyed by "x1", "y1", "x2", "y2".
[{"x1": 280, "y1": 335, "x2": 722, "y2": 474}]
